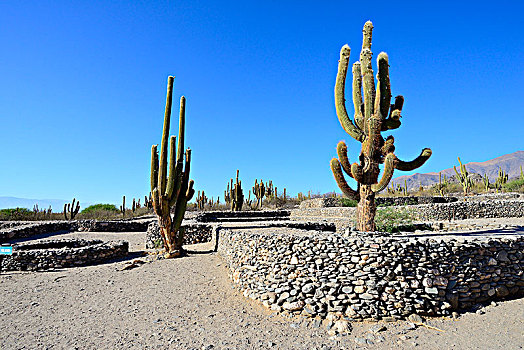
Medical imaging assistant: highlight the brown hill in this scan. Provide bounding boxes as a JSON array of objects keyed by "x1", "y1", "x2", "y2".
[{"x1": 392, "y1": 151, "x2": 524, "y2": 191}]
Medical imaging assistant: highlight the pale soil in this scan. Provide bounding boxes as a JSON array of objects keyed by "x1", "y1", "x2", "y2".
[{"x1": 0, "y1": 220, "x2": 523, "y2": 350}]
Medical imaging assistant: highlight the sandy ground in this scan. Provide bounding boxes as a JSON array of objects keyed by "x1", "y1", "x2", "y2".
[{"x1": 0, "y1": 225, "x2": 523, "y2": 350}]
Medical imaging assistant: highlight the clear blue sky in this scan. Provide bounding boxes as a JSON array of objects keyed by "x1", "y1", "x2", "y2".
[{"x1": 1, "y1": 1, "x2": 523, "y2": 205}]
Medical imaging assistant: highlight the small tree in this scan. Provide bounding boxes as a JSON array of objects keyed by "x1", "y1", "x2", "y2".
[{"x1": 330, "y1": 21, "x2": 432, "y2": 231}]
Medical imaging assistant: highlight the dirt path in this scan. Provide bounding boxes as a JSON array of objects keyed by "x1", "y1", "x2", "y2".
[{"x1": 0, "y1": 230, "x2": 522, "y2": 349}]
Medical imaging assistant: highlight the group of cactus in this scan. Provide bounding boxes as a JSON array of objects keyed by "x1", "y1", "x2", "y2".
[
  {"x1": 33, "y1": 204, "x2": 53, "y2": 219},
  {"x1": 453, "y1": 157, "x2": 473, "y2": 195},
  {"x1": 196, "y1": 190, "x2": 220, "y2": 210},
  {"x1": 495, "y1": 167, "x2": 508, "y2": 192},
  {"x1": 224, "y1": 170, "x2": 244, "y2": 211},
  {"x1": 386, "y1": 180, "x2": 408, "y2": 196},
  {"x1": 64, "y1": 198, "x2": 80, "y2": 220},
  {"x1": 119, "y1": 196, "x2": 145, "y2": 217}
]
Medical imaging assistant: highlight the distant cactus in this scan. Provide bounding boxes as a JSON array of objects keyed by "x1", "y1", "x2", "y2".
[
  {"x1": 229, "y1": 170, "x2": 244, "y2": 211},
  {"x1": 244, "y1": 190, "x2": 253, "y2": 208},
  {"x1": 64, "y1": 198, "x2": 80, "y2": 220},
  {"x1": 150, "y1": 76, "x2": 195, "y2": 258},
  {"x1": 521, "y1": 165, "x2": 523, "y2": 180},
  {"x1": 196, "y1": 190, "x2": 208, "y2": 210},
  {"x1": 495, "y1": 167, "x2": 508, "y2": 192},
  {"x1": 120, "y1": 196, "x2": 126, "y2": 217},
  {"x1": 453, "y1": 157, "x2": 473, "y2": 195},
  {"x1": 436, "y1": 172, "x2": 447, "y2": 196},
  {"x1": 330, "y1": 22, "x2": 432, "y2": 231},
  {"x1": 252, "y1": 180, "x2": 265, "y2": 209},
  {"x1": 482, "y1": 173, "x2": 490, "y2": 192}
]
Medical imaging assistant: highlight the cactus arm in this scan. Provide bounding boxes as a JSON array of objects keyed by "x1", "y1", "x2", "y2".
[
  {"x1": 375, "y1": 52, "x2": 391, "y2": 121},
  {"x1": 382, "y1": 95, "x2": 404, "y2": 131},
  {"x1": 165, "y1": 135, "x2": 177, "y2": 199},
  {"x1": 372, "y1": 153, "x2": 395, "y2": 193},
  {"x1": 360, "y1": 21, "x2": 376, "y2": 133},
  {"x1": 330, "y1": 158, "x2": 359, "y2": 200},
  {"x1": 352, "y1": 62, "x2": 364, "y2": 130},
  {"x1": 336, "y1": 141, "x2": 354, "y2": 178},
  {"x1": 335, "y1": 45, "x2": 365, "y2": 142},
  {"x1": 170, "y1": 148, "x2": 192, "y2": 207},
  {"x1": 381, "y1": 135, "x2": 395, "y2": 156},
  {"x1": 395, "y1": 148, "x2": 432, "y2": 171},
  {"x1": 158, "y1": 76, "x2": 174, "y2": 196},
  {"x1": 350, "y1": 162, "x2": 364, "y2": 183}
]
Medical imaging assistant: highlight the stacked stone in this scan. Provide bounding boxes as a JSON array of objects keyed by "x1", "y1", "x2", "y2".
[
  {"x1": 145, "y1": 222, "x2": 214, "y2": 249},
  {"x1": 0, "y1": 239, "x2": 128, "y2": 271},
  {"x1": 415, "y1": 200, "x2": 524, "y2": 221},
  {"x1": 290, "y1": 200, "x2": 524, "y2": 225},
  {"x1": 76, "y1": 219, "x2": 154, "y2": 232},
  {"x1": 218, "y1": 229, "x2": 524, "y2": 321},
  {"x1": 0, "y1": 221, "x2": 72, "y2": 243}
]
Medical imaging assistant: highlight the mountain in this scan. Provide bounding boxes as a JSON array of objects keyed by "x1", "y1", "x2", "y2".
[
  {"x1": 0, "y1": 197, "x2": 92, "y2": 211},
  {"x1": 392, "y1": 151, "x2": 524, "y2": 191}
]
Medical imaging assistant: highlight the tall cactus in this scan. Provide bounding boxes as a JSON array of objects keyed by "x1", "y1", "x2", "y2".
[
  {"x1": 330, "y1": 21, "x2": 432, "y2": 231},
  {"x1": 453, "y1": 157, "x2": 473, "y2": 195},
  {"x1": 482, "y1": 173, "x2": 490, "y2": 192},
  {"x1": 150, "y1": 76, "x2": 195, "y2": 258},
  {"x1": 64, "y1": 198, "x2": 80, "y2": 220}
]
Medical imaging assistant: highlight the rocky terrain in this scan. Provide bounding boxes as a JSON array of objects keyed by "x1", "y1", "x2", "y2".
[{"x1": 0, "y1": 220, "x2": 523, "y2": 349}]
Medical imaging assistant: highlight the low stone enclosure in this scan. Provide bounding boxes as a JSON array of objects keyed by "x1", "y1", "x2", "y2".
[
  {"x1": 218, "y1": 228, "x2": 524, "y2": 321},
  {"x1": 0, "y1": 219, "x2": 154, "y2": 244},
  {"x1": 1, "y1": 195, "x2": 523, "y2": 321},
  {"x1": 0, "y1": 239, "x2": 128, "y2": 271}
]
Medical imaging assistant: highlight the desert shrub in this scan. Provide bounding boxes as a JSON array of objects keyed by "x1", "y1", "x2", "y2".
[
  {"x1": 0, "y1": 207, "x2": 33, "y2": 220},
  {"x1": 340, "y1": 198, "x2": 358, "y2": 207},
  {"x1": 503, "y1": 178, "x2": 524, "y2": 192},
  {"x1": 374, "y1": 207, "x2": 414, "y2": 233},
  {"x1": 81, "y1": 204, "x2": 119, "y2": 214}
]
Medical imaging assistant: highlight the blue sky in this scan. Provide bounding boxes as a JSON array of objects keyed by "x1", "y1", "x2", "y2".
[{"x1": 1, "y1": 1, "x2": 523, "y2": 206}]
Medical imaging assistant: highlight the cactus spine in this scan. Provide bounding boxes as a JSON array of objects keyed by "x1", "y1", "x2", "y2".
[
  {"x1": 150, "y1": 76, "x2": 195, "y2": 258},
  {"x1": 453, "y1": 157, "x2": 473, "y2": 195},
  {"x1": 64, "y1": 198, "x2": 80, "y2": 220},
  {"x1": 330, "y1": 21, "x2": 432, "y2": 231}
]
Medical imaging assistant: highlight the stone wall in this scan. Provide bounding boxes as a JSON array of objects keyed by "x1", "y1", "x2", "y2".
[
  {"x1": 145, "y1": 222, "x2": 214, "y2": 249},
  {"x1": 414, "y1": 200, "x2": 524, "y2": 221},
  {"x1": 0, "y1": 219, "x2": 156, "y2": 243},
  {"x1": 76, "y1": 219, "x2": 154, "y2": 232},
  {"x1": 290, "y1": 200, "x2": 524, "y2": 226},
  {"x1": 0, "y1": 239, "x2": 128, "y2": 271},
  {"x1": 218, "y1": 229, "x2": 523, "y2": 321},
  {"x1": 0, "y1": 221, "x2": 72, "y2": 243},
  {"x1": 299, "y1": 196, "x2": 458, "y2": 209}
]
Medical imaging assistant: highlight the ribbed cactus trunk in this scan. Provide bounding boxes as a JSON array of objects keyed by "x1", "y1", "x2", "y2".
[
  {"x1": 331, "y1": 21, "x2": 432, "y2": 232},
  {"x1": 151, "y1": 76, "x2": 195, "y2": 258}
]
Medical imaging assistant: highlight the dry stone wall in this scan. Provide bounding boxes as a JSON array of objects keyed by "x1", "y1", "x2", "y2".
[
  {"x1": 0, "y1": 239, "x2": 128, "y2": 271},
  {"x1": 218, "y1": 229, "x2": 524, "y2": 321},
  {"x1": 145, "y1": 222, "x2": 214, "y2": 249}
]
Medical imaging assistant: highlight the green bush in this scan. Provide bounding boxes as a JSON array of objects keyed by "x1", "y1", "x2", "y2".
[
  {"x1": 374, "y1": 206, "x2": 414, "y2": 233},
  {"x1": 340, "y1": 198, "x2": 358, "y2": 207},
  {"x1": 81, "y1": 204, "x2": 119, "y2": 214},
  {"x1": 0, "y1": 207, "x2": 32, "y2": 220},
  {"x1": 503, "y1": 178, "x2": 524, "y2": 192}
]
